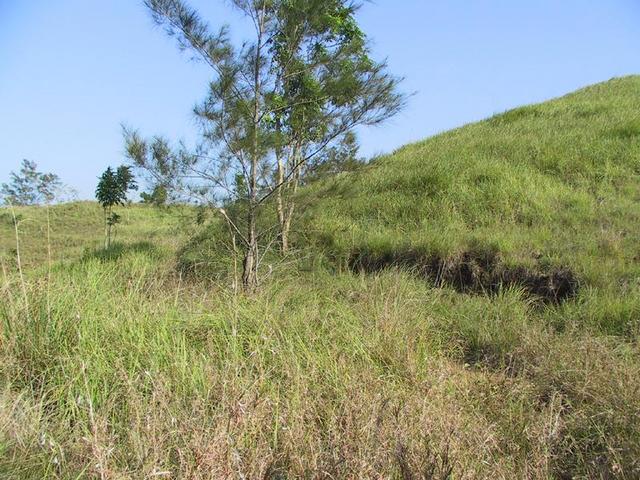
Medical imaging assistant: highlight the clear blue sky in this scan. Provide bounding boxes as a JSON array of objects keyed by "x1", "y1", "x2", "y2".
[{"x1": 1, "y1": 0, "x2": 639, "y2": 198}]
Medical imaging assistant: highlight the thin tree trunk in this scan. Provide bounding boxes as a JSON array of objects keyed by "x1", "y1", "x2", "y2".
[
  {"x1": 104, "y1": 206, "x2": 110, "y2": 249},
  {"x1": 280, "y1": 174, "x2": 299, "y2": 253},
  {"x1": 279, "y1": 145, "x2": 301, "y2": 253},
  {"x1": 276, "y1": 151, "x2": 286, "y2": 252},
  {"x1": 281, "y1": 218, "x2": 289, "y2": 252},
  {"x1": 231, "y1": 233, "x2": 238, "y2": 294},
  {"x1": 242, "y1": 227, "x2": 258, "y2": 291},
  {"x1": 281, "y1": 210, "x2": 291, "y2": 252},
  {"x1": 242, "y1": 2, "x2": 265, "y2": 291}
]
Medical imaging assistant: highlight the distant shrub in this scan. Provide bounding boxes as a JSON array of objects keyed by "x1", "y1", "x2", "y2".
[
  {"x1": 95, "y1": 166, "x2": 137, "y2": 249},
  {"x1": 1, "y1": 159, "x2": 63, "y2": 205}
]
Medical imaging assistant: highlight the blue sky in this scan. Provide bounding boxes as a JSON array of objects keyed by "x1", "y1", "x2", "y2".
[{"x1": 1, "y1": 0, "x2": 639, "y2": 198}]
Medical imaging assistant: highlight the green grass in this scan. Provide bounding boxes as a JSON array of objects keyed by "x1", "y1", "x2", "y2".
[
  {"x1": 301, "y1": 76, "x2": 640, "y2": 290},
  {"x1": 0, "y1": 201, "x2": 194, "y2": 269},
  {"x1": 2, "y1": 77, "x2": 640, "y2": 478}
]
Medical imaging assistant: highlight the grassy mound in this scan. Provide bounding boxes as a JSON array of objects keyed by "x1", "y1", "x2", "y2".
[{"x1": 300, "y1": 76, "x2": 640, "y2": 304}]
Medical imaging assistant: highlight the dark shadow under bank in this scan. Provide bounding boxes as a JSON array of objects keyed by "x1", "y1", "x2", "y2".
[
  {"x1": 81, "y1": 241, "x2": 160, "y2": 263},
  {"x1": 348, "y1": 247, "x2": 579, "y2": 304}
]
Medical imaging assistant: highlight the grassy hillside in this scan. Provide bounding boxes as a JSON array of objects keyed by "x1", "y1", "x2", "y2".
[
  {"x1": 299, "y1": 76, "x2": 640, "y2": 334},
  {"x1": 304, "y1": 77, "x2": 639, "y2": 274},
  {"x1": 0, "y1": 202, "x2": 193, "y2": 269},
  {"x1": 2, "y1": 78, "x2": 640, "y2": 478}
]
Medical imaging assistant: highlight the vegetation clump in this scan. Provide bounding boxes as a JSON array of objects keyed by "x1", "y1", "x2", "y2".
[
  {"x1": 95, "y1": 166, "x2": 137, "y2": 249},
  {"x1": 140, "y1": 184, "x2": 168, "y2": 207},
  {"x1": 0, "y1": 159, "x2": 64, "y2": 206},
  {"x1": 125, "y1": 0, "x2": 405, "y2": 290}
]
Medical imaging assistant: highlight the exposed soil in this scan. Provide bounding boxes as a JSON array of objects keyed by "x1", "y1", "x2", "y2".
[{"x1": 348, "y1": 247, "x2": 579, "y2": 303}]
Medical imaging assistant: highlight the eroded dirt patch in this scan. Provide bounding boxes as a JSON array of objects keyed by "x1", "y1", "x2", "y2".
[{"x1": 348, "y1": 248, "x2": 578, "y2": 303}]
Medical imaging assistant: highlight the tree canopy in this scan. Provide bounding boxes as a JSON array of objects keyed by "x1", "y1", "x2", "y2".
[
  {"x1": 95, "y1": 166, "x2": 137, "y2": 248},
  {"x1": 1, "y1": 159, "x2": 63, "y2": 206},
  {"x1": 125, "y1": 0, "x2": 405, "y2": 289}
]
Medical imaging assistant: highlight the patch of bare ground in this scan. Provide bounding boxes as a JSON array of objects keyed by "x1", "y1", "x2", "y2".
[{"x1": 349, "y1": 247, "x2": 578, "y2": 303}]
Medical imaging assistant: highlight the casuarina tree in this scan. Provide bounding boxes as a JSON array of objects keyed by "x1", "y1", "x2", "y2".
[
  {"x1": 1, "y1": 159, "x2": 63, "y2": 206},
  {"x1": 95, "y1": 166, "x2": 137, "y2": 249},
  {"x1": 124, "y1": 0, "x2": 405, "y2": 290},
  {"x1": 140, "y1": 185, "x2": 168, "y2": 207}
]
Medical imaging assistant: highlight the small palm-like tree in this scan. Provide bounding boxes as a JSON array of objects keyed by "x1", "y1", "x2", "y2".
[{"x1": 95, "y1": 166, "x2": 137, "y2": 249}]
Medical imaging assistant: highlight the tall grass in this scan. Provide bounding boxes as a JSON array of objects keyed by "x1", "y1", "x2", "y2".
[{"x1": 2, "y1": 249, "x2": 639, "y2": 478}]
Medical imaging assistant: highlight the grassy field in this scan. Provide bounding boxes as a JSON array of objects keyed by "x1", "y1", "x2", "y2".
[
  {"x1": 2, "y1": 78, "x2": 640, "y2": 478},
  {"x1": 0, "y1": 202, "x2": 193, "y2": 269}
]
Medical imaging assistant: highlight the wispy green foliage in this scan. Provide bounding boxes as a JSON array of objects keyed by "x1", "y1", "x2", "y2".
[
  {"x1": 1, "y1": 159, "x2": 63, "y2": 206},
  {"x1": 126, "y1": 0, "x2": 405, "y2": 288},
  {"x1": 140, "y1": 184, "x2": 169, "y2": 207},
  {"x1": 304, "y1": 130, "x2": 363, "y2": 182}
]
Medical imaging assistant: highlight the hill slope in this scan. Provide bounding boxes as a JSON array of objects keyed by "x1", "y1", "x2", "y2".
[
  {"x1": 0, "y1": 202, "x2": 192, "y2": 269},
  {"x1": 299, "y1": 76, "x2": 640, "y2": 329}
]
